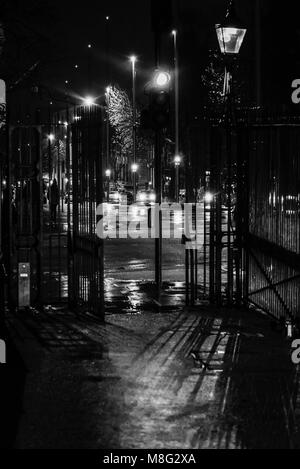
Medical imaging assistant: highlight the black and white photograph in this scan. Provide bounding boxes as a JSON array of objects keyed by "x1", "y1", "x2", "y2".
[{"x1": 0, "y1": 0, "x2": 300, "y2": 453}]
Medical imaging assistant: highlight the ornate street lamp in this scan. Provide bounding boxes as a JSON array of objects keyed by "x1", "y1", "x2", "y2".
[
  {"x1": 215, "y1": 1, "x2": 247, "y2": 306},
  {"x1": 215, "y1": 0, "x2": 247, "y2": 56}
]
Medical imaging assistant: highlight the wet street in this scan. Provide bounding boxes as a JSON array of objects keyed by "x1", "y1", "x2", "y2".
[
  {"x1": 6, "y1": 303, "x2": 300, "y2": 449},
  {"x1": 6, "y1": 205, "x2": 293, "y2": 449}
]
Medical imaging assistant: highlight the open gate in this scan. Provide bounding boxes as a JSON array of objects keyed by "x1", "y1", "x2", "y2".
[
  {"x1": 7, "y1": 125, "x2": 43, "y2": 308},
  {"x1": 3, "y1": 91, "x2": 299, "y2": 323},
  {"x1": 4, "y1": 103, "x2": 105, "y2": 317},
  {"x1": 70, "y1": 106, "x2": 105, "y2": 317}
]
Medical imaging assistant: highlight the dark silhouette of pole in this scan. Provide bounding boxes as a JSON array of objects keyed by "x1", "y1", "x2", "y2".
[{"x1": 154, "y1": 31, "x2": 162, "y2": 295}]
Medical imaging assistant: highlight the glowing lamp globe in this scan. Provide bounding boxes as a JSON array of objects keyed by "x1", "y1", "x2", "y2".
[{"x1": 215, "y1": 1, "x2": 246, "y2": 55}]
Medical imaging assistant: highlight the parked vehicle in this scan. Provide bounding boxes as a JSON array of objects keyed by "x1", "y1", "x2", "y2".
[{"x1": 136, "y1": 189, "x2": 156, "y2": 206}]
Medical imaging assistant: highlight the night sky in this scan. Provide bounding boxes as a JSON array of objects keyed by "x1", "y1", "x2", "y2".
[{"x1": 2, "y1": 0, "x2": 300, "y2": 113}]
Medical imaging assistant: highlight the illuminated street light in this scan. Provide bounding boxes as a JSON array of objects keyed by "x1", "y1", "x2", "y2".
[
  {"x1": 215, "y1": 0, "x2": 247, "y2": 55},
  {"x1": 153, "y1": 70, "x2": 171, "y2": 88},
  {"x1": 129, "y1": 55, "x2": 137, "y2": 201},
  {"x1": 131, "y1": 163, "x2": 138, "y2": 203},
  {"x1": 105, "y1": 86, "x2": 111, "y2": 173},
  {"x1": 174, "y1": 155, "x2": 181, "y2": 202},
  {"x1": 204, "y1": 192, "x2": 214, "y2": 204},
  {"x1": 174, "y1": 155, "x2": 181, "y2": 167},
  {"x1": 172, "y1": 30, "x2": 180, "y2": 172},
  {"x1": 105, "y1": 169, "x2": 111, "y2": 202},
  {"x1": 83, "y1": 96, "x2": 95, "y2": 107}
]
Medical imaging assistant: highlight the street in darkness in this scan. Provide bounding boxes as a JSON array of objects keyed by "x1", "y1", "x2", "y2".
[{"x1": 0, "y1": 0, "x2": 300, "y2": 454}]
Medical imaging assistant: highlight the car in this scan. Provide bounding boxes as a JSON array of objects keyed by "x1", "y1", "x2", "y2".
[
  {"x1": 108, "y1": 190, "x2": 121, "y2": 204},
  {"x1": 136, "y1": 189, "x2": 156, "y2": 206}
]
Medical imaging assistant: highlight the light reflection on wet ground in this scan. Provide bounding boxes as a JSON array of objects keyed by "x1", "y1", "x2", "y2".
[
  {"x1": 8, "y1": 306, "x2": 300, "y2": 449},
  {"x1": 35, "y1": 207, "x2": 300, "y2": 449},
  {"x1": 105, "y1": 279, "x2": 186, "y2": 314}
]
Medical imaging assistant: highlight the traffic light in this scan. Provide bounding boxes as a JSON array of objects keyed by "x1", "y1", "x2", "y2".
[
  {"x1": 149, "y1": 88, "x2": 170, "y2": 130},
  {"x1": 140, "y1": 70, "x2": 171, "y2": 132}
]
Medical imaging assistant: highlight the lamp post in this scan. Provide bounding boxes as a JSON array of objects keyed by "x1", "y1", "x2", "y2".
[
  {"x1": 105, "y1": 169, "x2": 111, "y2": 203},
  {"x1": 215, "y1": 0, "x2": 247, "y2": 305},
  {"x1": 105, "y1": 86, "x2": 111, "y2": 172},
  {"x1": 150, "y1": 68, "x2": 172, "y2": 293},
  {"x1": 130, "y1": 56, "x2": 137, "y2": 201},
  {"x1": 87, "y1": 43, "x2": 92, "y2": 93},
  {"x1": 172, "y1": 30, "x2": 179, "y2": 167},
  {"x1": 174, "y1": 155, "x2": 181, "y2": 202},
  {"x1": 131, "y1": 163, "x2": 138, "y2": 201},
  {"x1": 215, "y1": 0, "x2": 247, "y2": 96}
]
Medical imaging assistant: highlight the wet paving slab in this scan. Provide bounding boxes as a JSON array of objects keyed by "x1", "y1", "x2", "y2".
[
  {"x1": 5, "y1": 304, "x2": 300, "y2": 449},
  {"x1": 104, "y1": 279, "x2": 187, "y2": 314}
]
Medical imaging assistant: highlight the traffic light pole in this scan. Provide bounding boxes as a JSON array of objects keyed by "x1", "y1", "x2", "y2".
[
  {"x1": 154, "y1": 30, "x2": 162, "y2": 298},
  {"x1": 154, "y1": 130, "x2": 162, "y2": 293}
]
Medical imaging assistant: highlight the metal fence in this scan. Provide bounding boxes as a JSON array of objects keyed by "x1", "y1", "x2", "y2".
[
  {"x1": 240, "y1": 122, "x2": 300, "y2": 320},
  {"x1": 2, "y1": 93, "x2": 299, "y2": 322},
  {"x1": 188, "y1": 114, "x2": 300, "y2": 321}
]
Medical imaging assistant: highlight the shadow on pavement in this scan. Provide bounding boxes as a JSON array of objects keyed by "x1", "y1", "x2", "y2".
[
  {"x1": 3, "y1": 306, "x2": 300, "y2": 449},
  {"x1": 0, "y1": 321, "x2": 27, "y2": 449}
]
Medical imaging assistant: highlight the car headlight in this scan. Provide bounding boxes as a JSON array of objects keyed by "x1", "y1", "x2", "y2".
[{"x1": 139, "y1": 193, "x2": 146, "y2": 202}]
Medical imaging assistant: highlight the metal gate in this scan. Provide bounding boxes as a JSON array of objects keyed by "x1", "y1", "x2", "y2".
[
  {"x1": 4, "y1": 103, "x2": 105, "y2": 316},
  {"x1": 185, "y1": 121, "x2": 239, "y2": 307},
  {"x1": 7, "y1": 125, "x2": 43, "y2": 308},
  {"x1": 188, "y1": 114, "x2": 300, "y2": 321},
  {"x1": 70, "y1": 106, "x2": 105, "y2": 317}
]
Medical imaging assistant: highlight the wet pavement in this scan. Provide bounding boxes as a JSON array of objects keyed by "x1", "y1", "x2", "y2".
[
  {"x1": 5, "y1": 303, "x2": 300, "y2": 449},
  {"x1": 5, "y1": 205, "x2": 298, "y2": 448}
]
